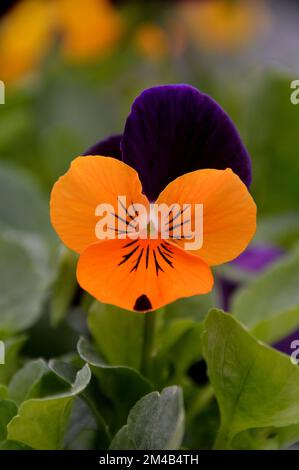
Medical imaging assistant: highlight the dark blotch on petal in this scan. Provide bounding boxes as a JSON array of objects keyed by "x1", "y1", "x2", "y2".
[
  {"x1": 134, "y1": 294, "x2": 152, "y2": 312},
  {"x1": 121, "y1": 85, "x2": 251, "y2": 201},
  {"x1": 83, "y1": 134, "x2": 122, "y2": 160}
]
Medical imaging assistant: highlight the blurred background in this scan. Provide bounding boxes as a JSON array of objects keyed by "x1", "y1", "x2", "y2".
[{"x1": 0, "y1": 0, "x2": 299, "y2": 360}]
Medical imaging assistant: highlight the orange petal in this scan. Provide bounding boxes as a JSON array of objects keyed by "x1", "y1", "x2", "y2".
[
  {"x1": 77, "y1": 238, "x2": 213, "y2": 312},
  {"x1": 50, "y1": 156, "x2": 148, "y2": 253},
  {"x1": 156, "y1": 168, "x2": 256, "y2": 266}
]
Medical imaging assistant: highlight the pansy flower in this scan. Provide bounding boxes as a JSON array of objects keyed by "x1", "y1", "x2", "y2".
[{"x1": 50, "y1": 85, "x2": 256, "y2": 312}]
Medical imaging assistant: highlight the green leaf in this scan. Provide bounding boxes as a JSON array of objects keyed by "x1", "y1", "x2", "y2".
[
  {"x1": 184, "y1": 393, "x2": 219, "y2": 450},
  {"x1": 49, "y1": 359, "x2": 111, "y2": 447},
  {"x1": 0, "y1": 385, "x2": 8, "y2": 400},
  {"x1": 110, "y1": 386, "x2": 185, "y2": 450},
  {"x1": 164, "y1": 294, "x2": 213, "y2": 323},
  {"x1": 0, "y1": 440, "x2": 31, "y2": 450},
  {"x1": 232, "y1": 423, "x2": 299, "y2": 450},
  {"x1": 64, "y1": 398, "x2": 98, "y2": 450},
  {"x1": 202, "y1": 309, "x2": 299, "y2": 449},
  {"x1": 0, "y1": 400, "x2": 18, "y2": 440},
  {"x1": 8, "y1": 359, "x2": 49, "y2": 405},
  {"x1": 78, "y1": 337, "x2": 152, "y2": 433},
  {"x1": 7, "y1": 364, "x2": 91, "y2": 450},
  {"x1": 0, "y1": 231, "x2": 54, "y2": 335},
  {"x1": 232, "y1": 247, "x2": 299, "y2": 343},
  {"x1": 0, "y1": 164, "x2": 57, "y2": 336},
  {"x1": 154, "y1": 320, "x2": 203, "y2": 385},
  {"x1": 0, "y1": 165, "x2": 52, "y2": 240},
  {"x1": 88, "y1": 301, "x2": 146, "y2": 369},
  {"x1": 50, "y1": 246, "x2": 78, "y2": 327}
]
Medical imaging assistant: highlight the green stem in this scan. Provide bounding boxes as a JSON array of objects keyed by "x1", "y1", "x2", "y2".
[
  {"x1": 187, "y1": 384, "x2": 214, "y2": 421},
  {"x1": 141, "y1": 311, "x2": 156, "y2": 377},
  {"x1": 213, "y1": 423, "x2": 231, "y2": 450}
]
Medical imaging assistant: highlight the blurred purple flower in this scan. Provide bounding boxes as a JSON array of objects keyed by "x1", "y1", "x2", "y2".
[
  {"x1": 275, "y1": 328, "x2": 299, "y2": 354},
  {"x1": 218, "y1": 244, "x2": 283, "y2": 311},
  {"x1": 219, "y1": 244, "x2": 299, "y2": 355}
]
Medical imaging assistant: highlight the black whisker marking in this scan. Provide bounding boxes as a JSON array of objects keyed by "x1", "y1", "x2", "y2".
[
  {"x1": 161, "y1": 249, "x2": 173, "y2": 260},
  {"x1": 145, "y1": 245, "x2": 150, "y2": 269},
  {"x1": 118, "y1": 245, "x2": 139, "y2": 266},
  {"x1": 157, "y1": 246, "x2": 174, "y2": 268},
  {"x1": 118, "y1": 198, "x2": 135, "y2": 221},
  {"x1": 166, "y1": 206, "x2": 188, "y2": 227},
  {"x1": 131, "y1": 248, "x2": 144, "y2": 272},
  {"x1": 123, "y1": 239, "x2": 138, "y2": 248},
  {"x1": 131, "y1": 201, "x2": 139, "y2": 216},
  {"x1": 161, "y1": 242, "x2": 173, "y2": 255},
  {"x1": 113, "y1": 212, "x2": 137, "y2": 228},
  {"x1": 166, "y1": 204, "x2": 175, "y2": 218},
  {"x1": 153, "y1": 249, "x2": 164, "y2": 276},
  {"x1": 168, "y1": 218, "x2": 190, "y2": 233}
]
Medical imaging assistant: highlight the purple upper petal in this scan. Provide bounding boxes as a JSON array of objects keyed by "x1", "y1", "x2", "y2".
[
  {"x1": 121, "y1": 85, "x2": 251, "y2": 201},
  {"x1": 83, "y1": 134, "x2": 122, "y2": 160}
]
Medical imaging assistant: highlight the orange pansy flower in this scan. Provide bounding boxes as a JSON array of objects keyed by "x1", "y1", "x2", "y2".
[{"x1": 50, "y1": 85, "x2": 256, "y2": 313}]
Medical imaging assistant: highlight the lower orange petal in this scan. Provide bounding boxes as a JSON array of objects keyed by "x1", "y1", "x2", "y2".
[{"x1": 77, "y1": 238, "x2": 213, "y2": 312}]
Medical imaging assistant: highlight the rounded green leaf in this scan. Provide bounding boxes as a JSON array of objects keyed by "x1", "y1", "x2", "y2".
[
  {"x1": 110, "y1": 386, "x2": 185, "y2": 450},
  {"x1": 0, "y1": 233, "x2": 53, "y2": 335},
  {"x1": 88, "y1": 301, "x2": 146, "y2": 369},
  {"x1": 203, "y1": 309, "x2": 299, "y2": 448},
  {"x1": 7, "y1": 365, "x2": 91, "y2": 450}
]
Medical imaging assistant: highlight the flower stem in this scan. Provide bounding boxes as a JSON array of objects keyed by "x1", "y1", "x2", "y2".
[
  {"x1": 187, "y1": 384, "x2": 214, "y2": 421},
  {"x1": 213, "y1": 423, "x2": 231, "y2": 450},
  {"x1": 141, "y1": 311, "x2": 156, "y2": 377}
]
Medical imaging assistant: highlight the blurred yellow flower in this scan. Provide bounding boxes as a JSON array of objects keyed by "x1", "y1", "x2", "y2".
[
  {"x1": 56, "y1": 0, "x2": 122, "y2": 62},
  {"x1": 0, "y1": 0, "x2": 53, "y2": 83},
  {"x1": 178, "y1": 0, "x2": 271, "y2": 53},
  {"x1": 0, "y1": 0, "x2": 123, "y2": 84},
  {"x1": 134, "y1": 23, "x2": 169, "y2": 62}
]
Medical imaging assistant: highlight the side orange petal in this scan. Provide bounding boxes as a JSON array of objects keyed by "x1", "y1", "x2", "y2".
[
  {"x1": 50, "y1": 156, "x2": 148, "y2": 253},
  {"x1": 156, "y1": 168, "x2": 256, "y2": 266},
  {"x1": 77, "y1": 238, "x2": 213, "y2": 312}
]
